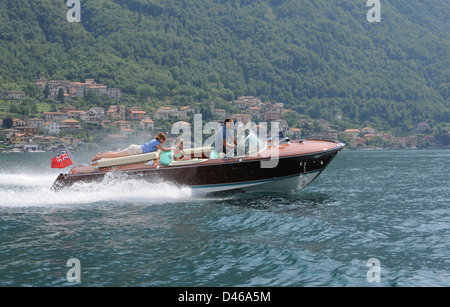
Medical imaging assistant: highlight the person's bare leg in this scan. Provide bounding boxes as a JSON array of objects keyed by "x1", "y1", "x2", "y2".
[{"x1": 91, "y1": 149, "x2": 130, "y2": 162}]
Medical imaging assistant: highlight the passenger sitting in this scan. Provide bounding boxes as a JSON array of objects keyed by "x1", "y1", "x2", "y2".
[
  {"x1": 173, "y1": 138, "x2": 189, "y2": 161},
  {"x1": 91, "y1": 132, "x2": 171, "y2": 162}
]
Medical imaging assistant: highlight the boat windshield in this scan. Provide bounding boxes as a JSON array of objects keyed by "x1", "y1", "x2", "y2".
[{"x1": 231, "y1": 130, "x2": 267, "y2": 157}]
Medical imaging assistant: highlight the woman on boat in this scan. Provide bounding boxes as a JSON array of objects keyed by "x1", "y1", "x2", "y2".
[{"x1": 91, "y1": 132, "x2": 171, "y2": 162}]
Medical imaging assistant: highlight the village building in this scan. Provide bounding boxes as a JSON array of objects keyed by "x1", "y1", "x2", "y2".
[
  {"x1": 7, "y1": 91, "x2": 26, "y2": 100},
  {"x1": 212, "y1": 108, "x2": 227, "y2": 119},
  {"x1": 391, "y1": 136, "x2": 418, "y2": 148},
  {"x1": 107, "y1": 88, "x2": 121, "y2": 98},
  {"x1": 67, "y1": 86, "x2": 78, "y2": 99},
  {"x1": 232, "y1": 96, "x2": 262, "y2": 110},
  {"x1": 49, "y1": 87, "x2": 65, "y2": 100},
  {"x1": 232, "y1": 113, "x2": 251, "y2": 124},
  {"x1": 270, "y1": 119, "x2": 289, "y2": 131},
  {"x1": 210, "y1": 101, "x2": 227, "y2": 119},
  {"x1": 59, "y1": 119, "x2": 81, "y2": 133},
  {"x1": 415, "y1": 122, "x2": 432, "y2": 133},
  {"x1": 343, "y1": 129, "x2": 361, "y2": 147},
  {"x1": 120, "y1": 128, "x2": 135, "y2": 136},
  {"x1": 35, "y1": 77, "x2": 48, "y2": 91},
  {"x1": 12, "y1": 118, "x2": 27, "y2": 127},
  {"x1": 344, "y1": 129, "x2": 360, "y2": 139},
  {"x1": 43, "y1": 112, "x2": 69, "y2": 121},
  {"x1": 264, "y1": 111, "x2": 282, "y2": 121},
  {"x1": 113, "y1": 120, "x2": 131, "y2": 130},
  {"x1": 100, "y1": 119, "x2": 112, "y2": 129},
  {"x1": 247, "y1": 107, "x2": 261, "y2": 119},
  {"x1": 43, "y1": 122, "x2": 60, "y2": 135},
  {"x1": 35, "y1": 78, "x2": 121, "y2": 100},
  {"x1": 262, "y1": 102, "x2": 284, "y2": 113},
  {"x1": 180, "y1": 106, "x2": 195, "y2": 116},
  {"x1": 40, "y1": 136, "x2": 62, "y2": 147},
  {"x1": 360, "y1": 127, "x2": 375, "y2": 134},
  {"x1": 139, "y1": 119, "x2": 154, "y2": 131},
  {"x1": 232, "y1": 99, "x2": 246, "y2": 109},
  {"x1": 172, "y1": 109, "x2": 187, "y2": 119},
  {"x1": 70, "y1": 82, "x2": 87, "y2": 97},
  {"x1": 10, "y1": 133, "x2": 36, "y2": 146},
  {"x1": 317, "y1": 119, "x2": 332, "y2": 130},
  {"x1": 130, "y1": 110, "x2": 147, "y2": 121},
  {"x1": 154, "y1": 107, "x2": 185, "y2": 120},
  {"x1": 27, "y1": 118, "x2": 45, "y2": 128},
  {"x1": 86, "y1": 83, "x2": 108, "y2": 96},
  {"x1": 322, "y1": 129, "x2": 339, "y2": 141},
  {"x1": 79, "y1": 110, "x2": 98, "y2": 122},
  {"x1": 89, "y1": 107, "x2": 106, "y2": 118},
  {"x1": 17, "y1": 126, "x2": 39, "y2": 135},
  {"x1": 421, "y1": 135, "x2": 435, "y2": 143},
  {"x1": 287, "y1": 128, "x2": 302, "y2": 139},
  {"x1": 107, "y1": 105, "x2": 126, "y2": 120},
  {"x1": 0, "y1": 128, "x2": 20, "y2": 139},
  {"x1": 363, "y1": 133, "x2": 384, "y2": 142},
  {"x1": 67, "y1": 110, "x2": 87, "y2": 119},
  {"x1": 129, "y1": 106, "x2": 143, "y2": 112},
  {"x1": 61, "y1": 106, "x2": 77, "y2": 113},
  {"x1": 60, "y1": 137, "x2": 83, "y2": 147}
]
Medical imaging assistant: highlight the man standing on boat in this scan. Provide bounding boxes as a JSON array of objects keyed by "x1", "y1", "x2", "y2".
[{"x1": 214, "y1": 117, "x2": 237, "y2": 157}]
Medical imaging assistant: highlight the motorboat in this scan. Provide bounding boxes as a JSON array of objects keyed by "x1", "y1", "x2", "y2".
[{"x1": 51, "y1": 132, "x2": 344, "y2": 194}]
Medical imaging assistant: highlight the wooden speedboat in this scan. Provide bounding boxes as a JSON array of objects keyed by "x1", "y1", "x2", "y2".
[{"x1": 52, "y1": 134, "x2": 344, "y2": 194}]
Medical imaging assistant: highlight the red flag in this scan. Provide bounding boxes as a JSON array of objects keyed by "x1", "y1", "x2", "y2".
[{"x1": 51, "y1": 151, "x2": 73, "y2": 169}]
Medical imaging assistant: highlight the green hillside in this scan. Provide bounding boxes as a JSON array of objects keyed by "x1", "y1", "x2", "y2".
[{"x1": 0, "y1": 0, "x2": 449, "y2": 131}]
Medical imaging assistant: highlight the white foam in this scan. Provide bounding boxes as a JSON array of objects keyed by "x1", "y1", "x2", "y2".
[{"x1": 0, "y1": 172, "x2": 192, "y2": 208}]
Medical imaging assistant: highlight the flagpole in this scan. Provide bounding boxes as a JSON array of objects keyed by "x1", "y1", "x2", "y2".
[{"x1": 65, "y1": 143, "x2": 76, "y2": 166}]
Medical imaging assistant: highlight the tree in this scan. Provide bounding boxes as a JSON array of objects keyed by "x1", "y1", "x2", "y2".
[
  {"x1": 57, "y1": 88, "x2": 65, "y2": 102},
  {"x1": 43, "y1": 84, "x2": 50, "y2": 99},
  {"x1": 24, "y1": 84, "x2": 40, "y2": 98},
  {"x1": 2, "y1": 118, "x2": 13, "y2": 128}
]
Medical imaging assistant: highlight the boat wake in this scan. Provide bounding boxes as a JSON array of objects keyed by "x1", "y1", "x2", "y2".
[{"x1": 0, "y1": 172, "x2": 192, "y2": 208}]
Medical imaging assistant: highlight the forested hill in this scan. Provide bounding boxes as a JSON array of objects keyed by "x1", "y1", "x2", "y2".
[{"x1": 0, "y1": 0, "x2": 449, "y2": 130}]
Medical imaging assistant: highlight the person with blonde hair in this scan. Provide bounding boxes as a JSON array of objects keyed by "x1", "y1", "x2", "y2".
[{"x1": 91, "y1": 132, "x2": 171, "y2": 162}]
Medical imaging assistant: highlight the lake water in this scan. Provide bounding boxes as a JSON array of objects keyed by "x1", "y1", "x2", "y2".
[{"x1": 0, "y1": 149, "x2": 448, "y2": 287}]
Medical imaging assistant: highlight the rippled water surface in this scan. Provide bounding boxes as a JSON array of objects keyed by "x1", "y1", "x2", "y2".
[{"x1": 0, "y1": 150, "x2": 449, "y2": 286}]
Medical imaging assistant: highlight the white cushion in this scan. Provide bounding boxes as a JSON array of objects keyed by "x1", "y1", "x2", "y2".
[{"x1": 97, "y1": 151, "x2": 159, "y2": 168}]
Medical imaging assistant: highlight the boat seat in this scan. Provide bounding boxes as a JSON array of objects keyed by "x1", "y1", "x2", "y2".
[
  {"x1": 97, "y1": 151, "x2": 160, "y2": 168},
  {"x1": 183, "y1": 146, "x2": 213, "y2": 157}
]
